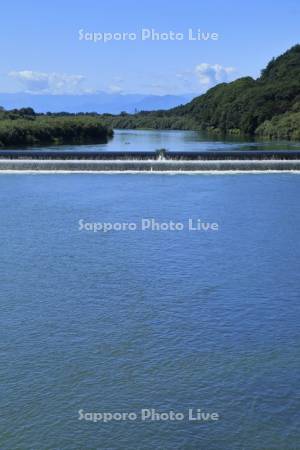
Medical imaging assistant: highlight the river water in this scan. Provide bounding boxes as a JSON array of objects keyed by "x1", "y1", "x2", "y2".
[
  {"x1": 14, "y1": 128, "x2": 300, "y2": 153},
  {"x1": 1, "y1": 134, "x2": 300, "y2": 449}
]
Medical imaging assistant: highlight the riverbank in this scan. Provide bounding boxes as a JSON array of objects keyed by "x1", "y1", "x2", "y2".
[{"x1": 0, "y1": 110, "x2": 113, "y2": 147}]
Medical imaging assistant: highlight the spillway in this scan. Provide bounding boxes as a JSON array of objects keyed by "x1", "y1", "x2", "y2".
[{"x1": 0, "y1": 149, "x2": 300, "y2": 172}]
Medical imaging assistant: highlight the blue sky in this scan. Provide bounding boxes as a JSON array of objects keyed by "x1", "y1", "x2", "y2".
[{"x1": 0, "y1": 0, "x2": 299, "y2": 95}]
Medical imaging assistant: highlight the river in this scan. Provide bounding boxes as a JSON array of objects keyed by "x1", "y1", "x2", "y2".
[
  {"x1": 1, "y1": 133, "x2": 300, "y2": 449},
  {"x1": 14, "y1": 128, "x2": 300, "y2": 153}
]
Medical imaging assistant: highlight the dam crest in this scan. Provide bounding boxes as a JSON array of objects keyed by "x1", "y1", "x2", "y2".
[{"x1": 0, "y1": 149, "x2": 300, "y2": 172}]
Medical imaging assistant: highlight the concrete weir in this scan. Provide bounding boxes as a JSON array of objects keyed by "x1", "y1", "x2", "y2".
[{"x1": 0, "y1": 149, "x2": 300, "y2": 172}]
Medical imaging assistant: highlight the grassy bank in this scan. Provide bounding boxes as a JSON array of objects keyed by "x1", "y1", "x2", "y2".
[
  {"x1": 0, "y1": 111, "x2": 113, "y2": 148},
  {"x1": 255, "y1": 112, "x2": 300, "y2": 140}
]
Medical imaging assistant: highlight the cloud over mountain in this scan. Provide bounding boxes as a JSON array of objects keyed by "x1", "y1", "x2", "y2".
[
  {"x1": 195, "y1": 63, "x2": 236, "y2": 86},
  {"x1": 9, "y1": 71, "x2": 86, "y2": 94}
]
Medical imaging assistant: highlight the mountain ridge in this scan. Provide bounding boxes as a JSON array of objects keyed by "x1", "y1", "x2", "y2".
[{"x1": 0, "y1": 92, "x2": 194, "y2": 114}]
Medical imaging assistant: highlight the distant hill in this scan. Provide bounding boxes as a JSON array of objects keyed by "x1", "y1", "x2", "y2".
[
  {"x1": 0, "y1": 92, "x2": 193, "y2": 114},
  {"x1": 102, "y1": 45, "x2": 300, "y2": 140}
]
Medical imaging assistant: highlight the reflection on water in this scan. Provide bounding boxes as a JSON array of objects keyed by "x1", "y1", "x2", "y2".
[{"x1": 15, "y1": 129, "x2": 300, "y2": 153}]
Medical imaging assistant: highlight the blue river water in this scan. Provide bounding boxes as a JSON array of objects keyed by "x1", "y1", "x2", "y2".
[
  {"x1": 14, "y1": 128, "x2": 300, "y2": 153},
  {"x1": 1, "y1": 172, "x2": 300, "y2": 449}
]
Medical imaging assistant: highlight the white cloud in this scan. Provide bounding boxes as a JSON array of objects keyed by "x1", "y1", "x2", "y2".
[
  {"x1": 195, "y1": 64, "x2": 236, "y2": 86},
  {"x1": 173, "y1": 64, "x2": 237, "y2": 94},
  {"x1": 9, "y1": 70, "x2": 86, "y2": 94},
  {"x1": 107, "y1": 84, "x2": 123, "y2": 94}
]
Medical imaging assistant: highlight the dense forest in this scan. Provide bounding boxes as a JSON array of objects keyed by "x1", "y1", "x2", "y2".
[
  {"x1": 99, "y1": 45, "x2": 300, "y2": 140},
  {"x1": 0, "y1": 108, "x2": 113, "y2": 147}
]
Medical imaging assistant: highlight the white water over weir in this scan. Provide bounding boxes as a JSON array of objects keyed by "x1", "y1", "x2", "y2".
[{"x1": 1, "y1": 150, "x2": 300, "y2": 172}]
